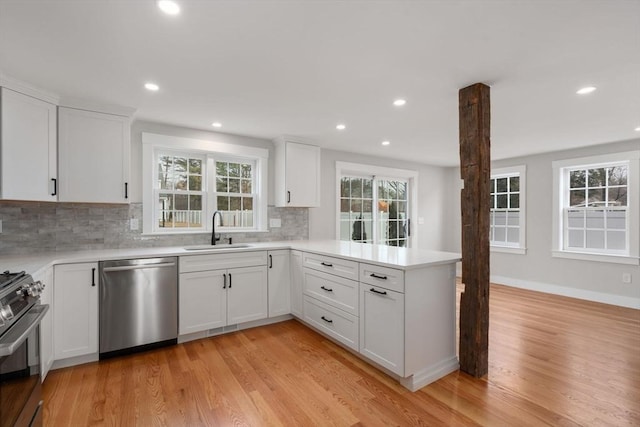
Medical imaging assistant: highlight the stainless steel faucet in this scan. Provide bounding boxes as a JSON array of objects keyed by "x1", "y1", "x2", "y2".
[{"x1": 211, "y1": 211, "x2": 222, "y2": 245}]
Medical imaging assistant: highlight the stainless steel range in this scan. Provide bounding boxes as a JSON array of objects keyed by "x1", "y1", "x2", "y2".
[{"x1": 0, "y1": 271, "x2": 49, "y2": 427}]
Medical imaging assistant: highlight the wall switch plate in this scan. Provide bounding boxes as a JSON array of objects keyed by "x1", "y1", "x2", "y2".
[
  {"x1": 130, "y1": 218, "x2": 139, "y2": 231},
  {"x1": 418, "y1": 217, "x2": 425, "y2": 225},
  {"x1": 622, "y1": 273, "x2": 632, "y2": 284},
  {"x1": 269, "y1": 218, "x2": 282, "y2": 228}
]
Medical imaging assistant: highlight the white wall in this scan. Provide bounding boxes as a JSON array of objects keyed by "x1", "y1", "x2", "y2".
[
  {"x1": 309, "y1": 148, "x2": 451, "y2": 250},
  {"x1": 444, "y1": 139, "x2": 640, "y2": 308}
]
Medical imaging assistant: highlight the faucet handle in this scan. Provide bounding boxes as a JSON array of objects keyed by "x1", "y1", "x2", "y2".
[{"x1": 222, "y1": 237, "x2": 233, "y2": 245}]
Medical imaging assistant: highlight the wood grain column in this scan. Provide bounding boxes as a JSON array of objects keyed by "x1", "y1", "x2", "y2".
[{"x1": 458, "y1": 83, "x2": 490, "y2": 377}]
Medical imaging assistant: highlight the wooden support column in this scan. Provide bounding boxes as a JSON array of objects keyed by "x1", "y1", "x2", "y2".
[{"x1": 458, "y1": 83, "x2": 491, "y2": 377}]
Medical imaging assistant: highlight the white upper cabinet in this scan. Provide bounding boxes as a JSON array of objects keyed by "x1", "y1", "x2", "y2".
[
  {"x1": 1, "y1": 87, "x2": 57, "y2": 201},
  {"x1": 58, "y1": 107, "x2": 130, "y2": 203},
  {"x1": 274, "y1": 138, "x2": 320, "y2": 207}
]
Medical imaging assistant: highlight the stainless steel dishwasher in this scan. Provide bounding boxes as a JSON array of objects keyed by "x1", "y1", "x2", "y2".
[{"x1": 99, "y1": 257, "x2": 178, "y2": 358}]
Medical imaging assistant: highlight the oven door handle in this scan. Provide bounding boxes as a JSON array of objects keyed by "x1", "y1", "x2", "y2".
[{"x1": 0, "y1": 304, "x2": 49, "y2": 357}]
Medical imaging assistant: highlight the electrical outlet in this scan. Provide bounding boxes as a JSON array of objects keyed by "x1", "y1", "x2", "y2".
[
  {"x1": 130, "y1": 218, "x2": 139, "y2": 231},
  {"x1": 622, "y1": 273, "x2": 632, "y2": 284},
  {"x1": 269, "y1": 218, "x2": 282, "y2": 228},
  {"x1": 418, "y1": 217, "x2": 425, "y2": 225}
]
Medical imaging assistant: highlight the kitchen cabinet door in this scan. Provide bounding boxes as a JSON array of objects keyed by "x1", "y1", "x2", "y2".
[
  {"x1": 267, "y1": 250, "x2": 291, "y2": 317},
  {"x1": 226, "y1": 266, "x2": 268, "y2": 325},
  {"x1": 179, "y1": 270, "x2": 226, "y2": 335},
  {"x1": 53, "y1": 262, "x2": 99, "y2": 360},
  {"x1": 0, "y1": 87, "x2": 57, "y2": 201},
  {"x1": 58, "y1": 107, "x2": 130, "y2": 203},
  {"x1": 290, "y1": 250, "x2": 303, "y2": 318},
  {"x1": 275, "y1": 139, "x2": 320, "y2": 207},
  {"x1": 359, "y1": 283, "x2": 405, "y2": 376}
]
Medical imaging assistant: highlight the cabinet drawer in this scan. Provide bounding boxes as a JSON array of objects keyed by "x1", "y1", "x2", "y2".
[
  {"x1": 303, "y1": 296, "x2": 358, "y2": 351},
  {"x1": 359, "y1": 263, "x2": 404, "y2": 293},
  {"x1": 180, "y1": 251, "x2": 267, "y2": 273},
  {"x1": 302, "y1": 252, "x2": 359, "y2": 281},
  {"x1": 303, "y1": 268, "x2": 358, "y2": 316}
]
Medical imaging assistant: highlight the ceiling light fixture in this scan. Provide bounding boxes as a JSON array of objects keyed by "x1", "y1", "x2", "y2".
[
  {"x1": 576, "y1": 86, "x2": 596, "y2": 95},
  {"x1": 393, "y1": 99, "x2": 407, "y2": 106},
  {"x1": 336, "y1": 124, "x2": 346, "y2": 130},
  {"x1": 144, "y1": 82, "x2": 159, "y2": 91},
  {"x1": 382, "y1": 140, "x2": 390, "y2": 146},
  {"x1": 211, "y1": 122, "x2": 222, "y2": 128},
  {"x1": 635, "y1": 126, "x2": 640, "y2": 132},
  {"x1": 157, "y1": 0, "x2": 180, "y2": 15}
]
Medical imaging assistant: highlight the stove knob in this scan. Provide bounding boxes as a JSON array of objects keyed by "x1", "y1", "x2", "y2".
[
  {"x1": 28, "y1": 281, "x2": 45, "y2": 297},
  {"x1": 0, "y1": 304, "x2": 14, "y2": 324}
]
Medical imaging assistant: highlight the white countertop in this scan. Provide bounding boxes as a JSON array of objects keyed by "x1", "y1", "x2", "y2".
[{"x1": 0, "y1": 240, "x2": 461, "y2": 276}]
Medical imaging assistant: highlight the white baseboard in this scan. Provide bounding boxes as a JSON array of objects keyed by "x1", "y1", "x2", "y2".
[
  {"x1": 400, "y1": 356, "x2": 460, "y2": 392},
  {"x1": 490, "y1": 275, "x2": 640, "y2": 309}
]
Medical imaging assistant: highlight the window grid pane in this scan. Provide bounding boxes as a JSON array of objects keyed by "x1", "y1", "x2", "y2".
[
  {"x1": 563, "y1": 163, "x2": 628, "y2": 254},
  {"x1": 490, "y1": 173, "x2": 521, "y2": 247},
  {"x1": 215, "y1": 160, "x2": 255, "y2": 229},
  {"x1": 157, "y1": 154, "x2": 205, "y2": 229}
]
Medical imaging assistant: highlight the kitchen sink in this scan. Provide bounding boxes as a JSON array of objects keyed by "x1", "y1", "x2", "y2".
[{"x1": 183, "y1": 244, "x2": 252, "y2": 251}]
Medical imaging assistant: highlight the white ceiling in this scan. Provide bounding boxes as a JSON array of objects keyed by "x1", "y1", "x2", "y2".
[{"x1": 1, "y1": 0, "x2": 638, "y2": 166}]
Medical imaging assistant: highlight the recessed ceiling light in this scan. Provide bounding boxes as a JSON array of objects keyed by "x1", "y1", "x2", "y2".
[
  {"x1": 336, "y1": 124, "x2": 346, "y2": 130},
  {"x1": 393, "y1": 99, "x2": 406, "y2": 106},
  {"x1": 576, "y1": 86, "x2": 596, "y2": 95},
  {"x1": 381, "y1": 140, "x2": 390, "y2": 146},
  {"x1": 144, "y1": 82, "x2": 159, "y2": 91},
  {"x1": 211, "y1": 122, "x2": 222, "y2": 128},
  {"x1": 158, "y1": 0, "x2": 180, "y2": 15},
  {"x1": 635, "y1": 126, "x2": 640, "y2": 132}
]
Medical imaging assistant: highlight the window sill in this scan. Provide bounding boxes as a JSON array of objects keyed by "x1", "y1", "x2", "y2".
[
  {"x1": 552, "y1": 250, "x2": 639, "y2": 265},
  {"x1": 490, "y1": 246, "x2": 526, "y2": 255},
  {"x1": 142, "y1": 228, "x2": 268, "y2": 236}
]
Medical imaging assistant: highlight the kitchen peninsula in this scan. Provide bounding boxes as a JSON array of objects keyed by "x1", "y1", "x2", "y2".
[{"x1": 0, "y1": 240, "x2": 461, "y2": 391}]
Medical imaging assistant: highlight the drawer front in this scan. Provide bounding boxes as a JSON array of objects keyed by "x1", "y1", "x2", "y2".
[
  {"x1": 359, "y1": 263, "x2": 404, "y2": 293},
  {"x1": 303, "y1": 296, "x2": 358, "y2": 351},
  {"x1": 180, "y1": 251, "x2": 267, "y2": 273},
  {"x1": 302, "y1": 252, "x2": 359, "y2": 281},
  {"x1": 303, "y1": 268, "x2": 358, "y2": 315}
]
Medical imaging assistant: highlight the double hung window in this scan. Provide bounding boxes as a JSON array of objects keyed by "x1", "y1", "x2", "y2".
[
  {"x1": 553, "y1": 151, "x2": 639, "y2": 264},
  {"x1": 142, "y1": 133, "x2": 268, "y2": 235},
  {"x1": 490, "y1": 165, "x2": 526, "y2": 253}
]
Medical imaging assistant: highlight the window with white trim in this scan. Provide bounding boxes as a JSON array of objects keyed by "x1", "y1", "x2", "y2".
[
  {"x1": 336, "y1": 162, "x2": 417, "y2": 248},
  {"x1": 142, "y1": 132, "x2": 268, "y2": 235},
  {"x1": 552, "y1": 151, "x2": 639, "y2": 265},
  {"x1": 490, "y1": 165, "x2": 526, "y2": 253}
]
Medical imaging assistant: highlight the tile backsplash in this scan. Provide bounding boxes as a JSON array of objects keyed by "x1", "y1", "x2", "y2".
[{"x1": 0, "y1": 201, "x2": 308, "y2": 255}]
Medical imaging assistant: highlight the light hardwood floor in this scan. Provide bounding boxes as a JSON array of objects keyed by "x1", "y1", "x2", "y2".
[{"x1": 43, "y1": 284, "x2": 640, "y2": 426}]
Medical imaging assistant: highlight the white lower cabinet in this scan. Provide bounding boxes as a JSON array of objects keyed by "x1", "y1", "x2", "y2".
[
  {"x1": 359, "y1": 283, "x2": 405, "y2": 376},
  {"x1": 53, "y1": 262, "x2": 99, "y2": 360},
  {"x1": 290, "y1": 250, "x2": 304, "y2": 318},
  {"x1": 179, "y1": 252, "x2": 268, "y2": 335},
  {"x1": 267, "y1": 250, "x2": 291, "y2": 318}
]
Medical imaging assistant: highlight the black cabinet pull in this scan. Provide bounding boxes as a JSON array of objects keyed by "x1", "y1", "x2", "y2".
[
  {"x1": 321, "y1": 316, "x2": 333, "y2": 324},
  {"x1": 287, "y1": 191, "x2": 291, "y2": 203},
  {"x1": 229, "y1": 273, "x2": 232, "y2": 288},
  {"x1": 320, "y1": 285, "x2": 333, "y2": 292},
  {"x1": 269, "y1": 254, "x2": 273, "y2": 268},
  {"x1": 91, "y1": 268, "x2": 96, "y2": 286},
  {"x1": 370, "y1": 273, "x2": 388, "y2": 280},
  {"x1": 124, "y1": 182, "x2": 129, "y2": 199},
  {"x1": 51, "y1": 178, "x2": 57, "y2": 196},
  {"x1": 223, "y1": 273, "x2": 227, "y2": 289},
  {"x1": 320, "y1": 262, "x2": 333, "y2": 267},
  {"x1": 407, "y1": 218, "x2": 411, "y2": 237},
  {"x1": 370, "y1": 288, "x2": 387, "y2": 295}
]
